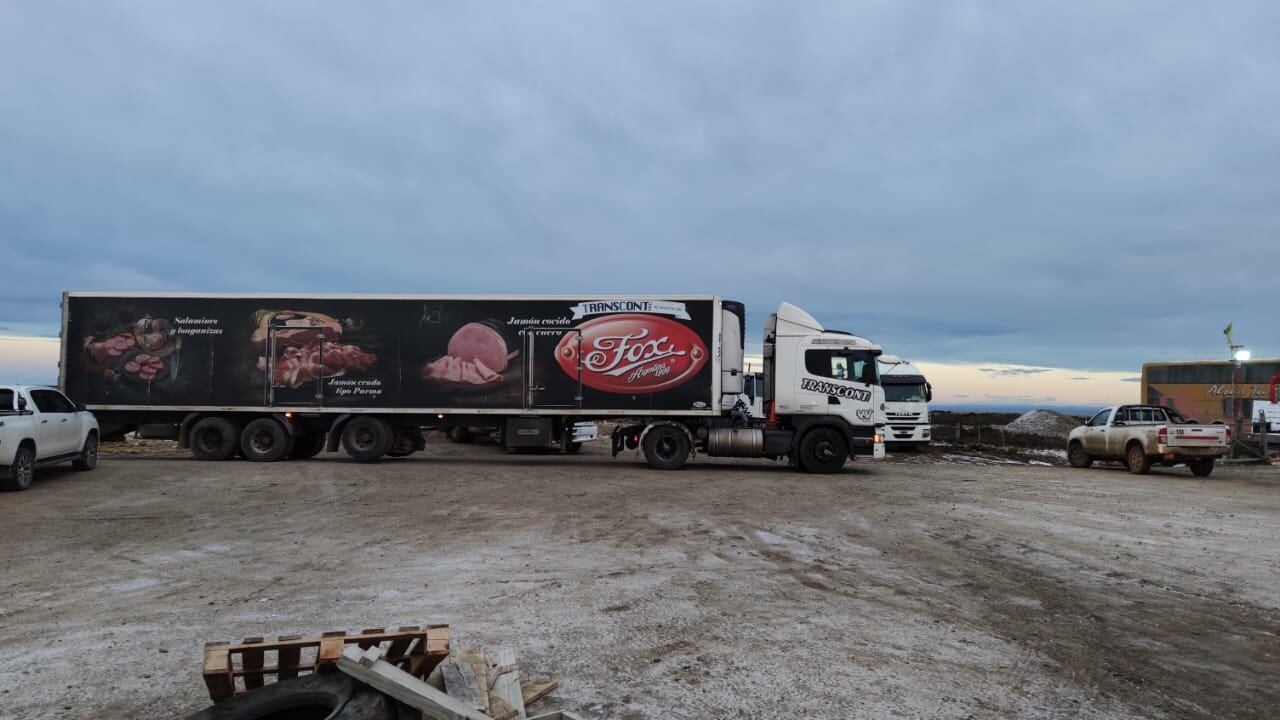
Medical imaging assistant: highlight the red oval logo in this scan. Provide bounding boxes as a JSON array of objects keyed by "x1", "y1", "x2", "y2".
[{"x1": 556, "y1": 314, "x2": 708, "y2": 394}]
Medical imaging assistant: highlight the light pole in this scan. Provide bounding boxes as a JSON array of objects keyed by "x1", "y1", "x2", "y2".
[{"x1": 1230, "y1": 345, "x2": 1250, "y2": 458}]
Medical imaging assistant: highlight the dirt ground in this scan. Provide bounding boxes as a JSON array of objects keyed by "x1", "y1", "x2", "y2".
[{"x1": 1, "y1": 438, "x2": 1277, "y2": 719}]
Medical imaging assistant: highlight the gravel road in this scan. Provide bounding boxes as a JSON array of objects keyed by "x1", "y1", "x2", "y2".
[{"x1": 1, "y1": 439, "x2": 1276, "y2": 719}]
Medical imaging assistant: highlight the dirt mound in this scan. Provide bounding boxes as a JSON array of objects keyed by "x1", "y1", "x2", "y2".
[{"x1": 1005, "y1": 409, "x2": 1080, "y2": 438}]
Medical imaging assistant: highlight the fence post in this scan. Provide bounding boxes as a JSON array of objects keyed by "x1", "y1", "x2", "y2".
[{"x1": 977, "y1": 425, "x2": 982, "y2": 445}]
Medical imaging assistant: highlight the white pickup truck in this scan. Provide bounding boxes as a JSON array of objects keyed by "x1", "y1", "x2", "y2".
[
  {"x1": 1067, "y1": 404, "x2": 1229, "y2": 477},
  {"x1": 1, "y1": 385, "x2": 100, "y2": 491}
]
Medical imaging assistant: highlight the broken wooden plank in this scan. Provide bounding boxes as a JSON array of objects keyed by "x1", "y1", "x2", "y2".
[
  {"x1": 336, "y1": 645, "x2": 489, "y2": 720},
  {"x1": 488, "y1": 646, "x2": 525, "y2": 719},
  {"x1": 441, "y1": 654, "x2": 487, "y2": 713},
  {"x1": 520, "y1": 680, "x2": 558, "y2": 707},
  {"x1": 202, "y1": 642, "x2": 235, "y2": 702}
]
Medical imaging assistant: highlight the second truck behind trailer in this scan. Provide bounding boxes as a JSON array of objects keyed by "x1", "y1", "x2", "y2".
[{"x1": 61, "y1": 294, "x2": 885, "y2": 473}]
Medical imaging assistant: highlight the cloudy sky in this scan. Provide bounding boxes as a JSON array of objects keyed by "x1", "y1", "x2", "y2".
[{"x1": 2, "y1": 2, "x2": 1277, "y2": 406}]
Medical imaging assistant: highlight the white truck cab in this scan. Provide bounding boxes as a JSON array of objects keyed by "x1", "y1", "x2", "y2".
[
  {"x1": 764, "y1": 303, "x2": 886, "y2": 465},
  {"x1": 877, "y1": 356, "x2": 932, "y2": 448},
  {"x1": 1, "y1": 385, "x2": 100, "y2": 491}
]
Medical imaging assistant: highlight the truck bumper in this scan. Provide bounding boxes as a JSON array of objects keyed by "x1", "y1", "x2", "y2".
[{"x1": 885, "y1": 422, "x2": 930, "y2": 447}]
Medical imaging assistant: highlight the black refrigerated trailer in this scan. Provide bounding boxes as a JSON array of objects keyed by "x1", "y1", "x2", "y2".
[{"x1": 60, "y1": 293, "x2": 746, "y2": 464}]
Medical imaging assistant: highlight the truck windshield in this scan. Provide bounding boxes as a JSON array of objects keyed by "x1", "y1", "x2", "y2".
[{"x1": 884, "y1": 384, "x2": 927, "y2": 402}]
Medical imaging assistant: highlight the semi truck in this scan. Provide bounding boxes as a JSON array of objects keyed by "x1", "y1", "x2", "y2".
[
  {"x1": 59, "y1": 293, "x2": 886, "y2": 473},
  {"x1": 877, "y1": 355, "x2": 932, "y2": 448}
]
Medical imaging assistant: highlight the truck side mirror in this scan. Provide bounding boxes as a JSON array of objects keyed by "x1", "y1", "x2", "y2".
[
  {"x1": 925, "y1": 384, "x2": 933, "y2": 402},
  {"x1": 74, "y1": 400, "x2": 87, "y2": 412},
  {"x1": 17, "y1": 396, "x2": 27, "y2": 411}
]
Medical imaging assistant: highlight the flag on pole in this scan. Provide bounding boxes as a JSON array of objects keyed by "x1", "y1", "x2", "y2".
[{"x1": 1223, "y1": 322, "x2": 1233, "y2": 345}]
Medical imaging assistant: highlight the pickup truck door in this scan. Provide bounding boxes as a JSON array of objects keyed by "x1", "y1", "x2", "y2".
[
  {"x1": 29, "y1": 389, "x2": 76, "y2": 455},
  {"x1": 1082, "y1": 409, "x2": 1112, "y2": 455}
]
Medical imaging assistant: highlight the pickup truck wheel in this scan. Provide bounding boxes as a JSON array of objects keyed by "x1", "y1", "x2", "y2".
[
  {"x1": 2, "y1": 446, "x2": 36, "y2": 491},
  {"x1": 799, "y1": 427, "x2": 849, "y2": 474},
  {"x1": 1126, "y1": 444, "x2": 1152, "y2": 475},
  {"x1": 240, "y1": 418, "x2": 294, "y2": 462},
  {"x1": 642, "y1": 425, "x2": 690, "y2": 470},
  {"x1": 73, "y1": 432, "x2": 99, "y2": 471},
  {"x1": 1189, "y1": 459, "x2": 1215, "y2": 477},
  {"x1": 190, "y1": 417, "x2": 240, "y2": 461},
  {"x1": 1067, "y1": 441, "x2": 1093, "y2": 468},
  {"x1": 342, "y1": 417, "x2": 392, "y2": 462}
]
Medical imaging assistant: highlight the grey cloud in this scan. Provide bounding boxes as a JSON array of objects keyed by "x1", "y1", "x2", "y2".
[
  {"x1": 978, "y1": 367, "x2": 1054, "y2": 377},
  {"x1": 2, "y1": 2, "x2": 1278, "y2": 370}
]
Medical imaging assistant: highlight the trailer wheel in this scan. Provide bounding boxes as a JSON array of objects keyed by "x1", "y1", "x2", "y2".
[
  {"x1": 1189, "y1": 458, "x2": 1215, "y2": 477},
  {"x1": 798, "y1": 427, "x2": 848, "y2": 474},
  {"x1": 642, "y1": 425, "x2": 690, "y2": 470},
  {"x1": 1067, "y1": 441, "x2": 1093, "y2": 468},
  {"x1": 190, "y1": 417, "x2": 240, "y2": 461},
  {"x1": 183, "y1": 672, "x2": 392, "y2": 720},
  {"x1": 287, "y1": 433, "x2": 326, "y2": 460},
  {"x1": 1126, "y1": 443, "x2": 1152, "y2": 475},
  {"x1": 240, "y1": 418, "x2": 294, "y2": 462},
  {"x1": 342, "y1": 416, "x2": 392, "y2": 462}
]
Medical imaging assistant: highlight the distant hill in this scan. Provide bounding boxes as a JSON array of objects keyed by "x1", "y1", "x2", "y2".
[{"x1": 932, "y1": 403, "x2": 1103, "y2": 416}]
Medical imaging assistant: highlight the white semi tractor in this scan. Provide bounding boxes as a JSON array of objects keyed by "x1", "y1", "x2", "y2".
[
  {"x1": 877, "y1": 355, "x2": 932, "y2": 449},
  {"x1": 61, "y1": 294, "x2": 886, "y2": 473}
]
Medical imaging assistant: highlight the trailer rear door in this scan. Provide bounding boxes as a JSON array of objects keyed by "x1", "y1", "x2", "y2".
[{"x1": 523, "y1": 328, "x2": 582, "y2": 408}]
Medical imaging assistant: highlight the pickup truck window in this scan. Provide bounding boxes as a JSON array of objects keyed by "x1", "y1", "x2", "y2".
[
  {"x1": 0, "y1": 389, "x2": 14, "y2": 411},
  {"x1": 31, "y1": 389, "x2": 74, "y2": 414},
  {"x1": 1087, "y1": 409, "x2": 1111, "y2": 426}
]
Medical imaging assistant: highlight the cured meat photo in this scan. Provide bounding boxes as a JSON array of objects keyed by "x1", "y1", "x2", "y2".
[
  {"x1": 263, "y1": 342, "x2": 378, "y2": 389},
  {"x1": 251, "y1": 310, "x2": 343, "y2": 352},
  {"x1": 423, "y1": 322, "x2": 513, "y2": 385},
  {"x1": 252, "y1": 309, "x2": 378, "y2": 390}
]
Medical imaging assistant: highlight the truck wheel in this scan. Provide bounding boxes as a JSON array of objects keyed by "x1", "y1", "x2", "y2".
[
  {"x1": 642, "y1": 425, "x2": 690, "y2": 470},
  {"x1": 287, "y1": 433, "x2": 326, "y2": 460},
  {"x1": 799, "y1": 427, "x2": 848, "y2": 474},
  {"x1": 190, "y1": 417, "x2": 239, "y2": 461},
  {"x1": 1067, "y1": 441, "x2": 1093, "y2": 468},
  {"x1": 447, "y1": 426, "x2": 474, "y2": 443},
  {"x1": 73, "y1": 432, "x2": 99, "y2": 471},
  {"x1": 1, "y1": 446, "x2": 36, "y2": 491},
  {"x1": 183, "y1": 672, "x2": 393, "y2": 720},
  {"x1": 240, "y1": 418, "x2": 294, "y2": 462},
  {"x1": 387, "y1": 429, "x2": 419, "y2": 457},
  {"x1": 1126, "y1": 443, "x2": 1152, "y2": 475},
  {"x1": 1189, "y1": 459, "x2": 1215, "y2": 477},
  {"x1": 343, "y1": 417, "x2": 392, "y2": 462}
]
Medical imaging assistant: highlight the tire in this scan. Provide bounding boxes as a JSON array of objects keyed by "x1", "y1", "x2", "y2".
[
  {"x1": 447, "y1": 426, "x2": 474, "y2": 443},
  {"x1": 287, "y1": 433, "x2": 326, "y2": 460},
  {"x1": 1067, "y1": 441, "x2": 1093, "y2": 469},
  {"x1": 1, "y1": 445, "x2": 36, "y2": 492},
  {"x1": 1126, "y1": 443, "x2": 1152, "y2": 475},
  {"x1": 642, "y1": 425, "x2": 691, "y2": 470},
  {"x1": 1189, "y1": 458, "x2": 1215, "y2": 477},
  {"x1": 183, "y1": 672, "x2": 393, "y2": 720},
  {"x1": 567, "y1": 441, "x2": 583, "y2": 454},
  {"x1": 190, "y1": 417, "x2": 240, "y2": 461},
  {"x1": 798, "y1": 427, "x2": 849, "y2": 474},
  {"x1": 72, "y1": 432, "x2": 99, "y2": 471},
  {"x1": 240, "y1": 418, "x2": 294, "y2": 462},
  {"x1": 342, "y1": 416, "x2": 393, "y2": 462}
]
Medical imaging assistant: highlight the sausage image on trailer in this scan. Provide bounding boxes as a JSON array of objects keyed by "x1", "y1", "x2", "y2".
[{"x1": 60, "y1": 293, "x2": 885, "y2": 472}]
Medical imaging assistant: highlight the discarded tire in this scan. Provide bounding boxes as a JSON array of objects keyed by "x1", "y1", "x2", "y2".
[{"x1": 184, "y1": 673, "x2": 393, "y2": 720}]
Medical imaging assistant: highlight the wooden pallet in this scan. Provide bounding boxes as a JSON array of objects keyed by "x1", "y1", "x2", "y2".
[{"x1": 203, "y1": 625, "x2": 449, "y2": 702}]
